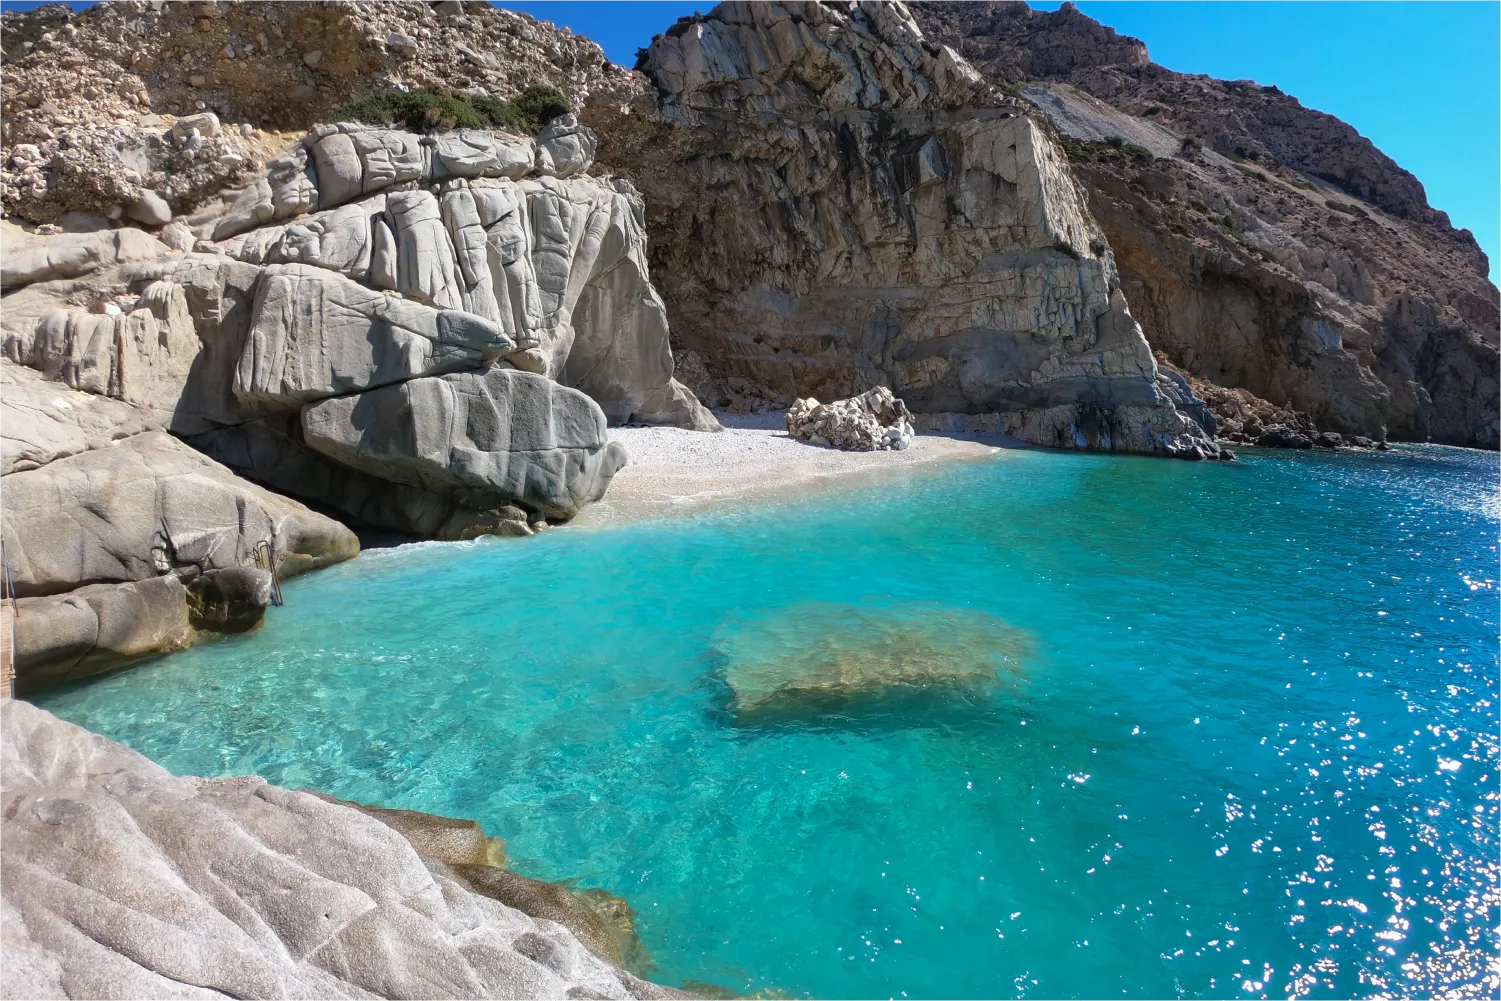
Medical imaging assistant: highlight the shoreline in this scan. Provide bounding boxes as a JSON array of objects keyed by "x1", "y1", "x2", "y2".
[{"x1": 570, "y1": 411, "x2": 1018, "y2": 529}]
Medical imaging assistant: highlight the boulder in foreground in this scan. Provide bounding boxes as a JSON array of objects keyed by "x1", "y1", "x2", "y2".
[{"x1": 0, "y1": 700, "x2": 684, "y2": 1000}]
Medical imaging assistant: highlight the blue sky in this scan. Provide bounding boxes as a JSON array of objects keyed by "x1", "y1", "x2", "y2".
[{"x1": 6, "y1": 1, "x2": 1496, "y2": 282}]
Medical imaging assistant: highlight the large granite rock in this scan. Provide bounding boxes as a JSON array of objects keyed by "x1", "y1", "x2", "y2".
[
  {"x1": 302, "y1": 367, "x2": 629, "y2": 523},
  {"x1": 583, "y1": 0, "x2": 1220, "y2": 456},
  {"x1": 12, "y1": 576, "x2": 192, "y2": 693},
  {"x1": 0, "y1": 360, "x2": 163, "y2": 474},
  {"x1": 0, "y1": 700, "x2": 681, "y2": 1000},
  {"x1": 234, "y1": 263, "x2": 516, "y2": 412},
  {"x1": 0, "y1": 223, "x2": 170, "y2": 291},
  {"x1": 199, "y1": 135, "x2": 717, "y2": 431},
  {"x1": 786, "y1": 387, "x2": 916, "y2": 451},
  {"x1": 1, "y1": 430, "x2": 358, "y2": 598}
]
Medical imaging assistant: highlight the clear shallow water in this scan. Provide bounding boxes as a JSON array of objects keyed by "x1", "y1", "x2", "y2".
[{"x1": 34, "y1": 444, "x2": 1500, "y2": 999}]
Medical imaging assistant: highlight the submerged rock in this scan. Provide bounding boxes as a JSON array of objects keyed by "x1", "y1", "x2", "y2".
[
  {"x1": 713, "y1": 602, "x2": 1031, "y2": 720},
  {"x1": 786, "y1": 387, "x2": 916, "y2": 452}
]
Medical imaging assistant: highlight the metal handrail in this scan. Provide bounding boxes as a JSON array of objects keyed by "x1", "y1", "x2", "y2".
[{"x1": 257, "y1": 540, "x2": 285, "y2": 607}]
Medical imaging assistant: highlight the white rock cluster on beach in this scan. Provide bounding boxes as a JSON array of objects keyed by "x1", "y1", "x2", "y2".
[{"x1": 786, "y1": 387, "x2": 916, "y2": 451}]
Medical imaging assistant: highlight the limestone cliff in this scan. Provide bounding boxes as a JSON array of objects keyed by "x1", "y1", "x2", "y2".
[
  {"x1": 585, "y1": 0, "x2": 1223, "y2": 457},
  {"x1": 911, "y1": 0, "x2": 1500, "y2": 448}
]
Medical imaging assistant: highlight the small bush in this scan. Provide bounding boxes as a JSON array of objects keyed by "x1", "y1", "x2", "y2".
[
  {"x1": 1141, "y1": 105, "x2": 1163, "y2": 117},
  {"x1": 1052, "y1": 239, "x2": 1081, "y2": 260},
  {"x1": 1190, "y1": 200, "x2": 1209, "y2": 213},
  {"x1": 1326, "y1": 199, "x2": 1366, "y2": 217},
  {"x1": 665, "y1": 11, "x2": 707, "y2": 39},
  {"x1": 336, "y1": 84, "x2": 571, "y2": 135},
  {"x1": 1221, "y1": 214, "x2": 1237, "y2": 229},
  {"x1": 1234, "y1": 163, "x2": 1270, "y2": 183},
  {"x1": 1060, "y1": 135, "x2": 1153, "y2": 165},
  {"x1": 1292, "y1": 178, "x2": 1316, "y2": 191}
]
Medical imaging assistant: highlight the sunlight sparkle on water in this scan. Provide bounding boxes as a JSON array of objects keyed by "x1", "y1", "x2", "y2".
[{"x1": 34, "y1": 444, "x2": 1500, "y2": 999}]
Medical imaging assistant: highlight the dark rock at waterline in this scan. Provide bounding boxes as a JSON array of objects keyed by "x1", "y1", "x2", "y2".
[
  {"x1": 1313, "y1": 431, "x2": 1345, "y2": 449},
  {"x1": 1256, "y1": 424, "x2": 1314, "y2": 449},
  {"x1": 11, "y1": 575, "x2": 190, "y2": 692},
  {"x1": 452, "y1": 865, "x2": 643, "y2": 973},
  {"x1": 312, "y1": 792, "x2": 661, "y2": 982},
  {"x1": 186, "y1": 566, "x2": 272, "y2": 633}
]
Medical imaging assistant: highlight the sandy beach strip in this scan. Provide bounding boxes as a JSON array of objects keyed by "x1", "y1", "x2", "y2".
[{"x1": 572, "y1": 412, "x2": 1016, "y2": 527}]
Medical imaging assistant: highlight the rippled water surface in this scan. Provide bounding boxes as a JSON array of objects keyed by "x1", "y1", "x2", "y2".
[{"x1": 35, "y1": 444, "x2": 1500, "y2": 998}]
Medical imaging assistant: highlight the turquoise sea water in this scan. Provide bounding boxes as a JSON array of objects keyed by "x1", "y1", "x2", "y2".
[{"x1": 33, "y1": 444, "x2": 1500, "y2": 999}]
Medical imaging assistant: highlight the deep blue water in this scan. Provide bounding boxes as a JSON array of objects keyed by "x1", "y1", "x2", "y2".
[{"x1": 33, "y1": 444, "x2": 1500, "y2": 999}]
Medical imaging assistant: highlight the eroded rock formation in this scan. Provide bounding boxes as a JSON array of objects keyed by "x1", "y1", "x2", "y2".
[
  {"x1": 0, "y1": 699, "x2": 683, "y2": 1000},
  {"x1": 910, "y1": 0, "x2": 1500, "y2": 448},
  {"x1": 0, "y1": 118, "x2": 720, "y2": 686},
  {"x1": 584, "y1": 0, "x2": 1223, "y2": 457}
]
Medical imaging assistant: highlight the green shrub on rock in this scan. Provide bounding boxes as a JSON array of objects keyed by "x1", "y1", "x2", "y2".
[{"x1": 336, "y1": 84, "x2": 572, "y2": 135}]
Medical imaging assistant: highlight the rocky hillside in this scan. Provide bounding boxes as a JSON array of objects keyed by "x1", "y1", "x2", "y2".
[
  {"x1": 911, "y1": 0, "x2": 1500, "y2": 448},
  {"x1": 1, "y1": 0, "x2": 636, "y2": 224},
  {"x1": 585, "y1": 1, "x2": 1224, "y2": 458}
]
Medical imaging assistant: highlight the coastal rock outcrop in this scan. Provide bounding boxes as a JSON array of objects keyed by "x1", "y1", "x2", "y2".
[
  {"x1": 0, "y1": 98, "x2": 727, "y2": 689},
  {"x1": 585, "y1": 0, "x2": 1222, "y2": 458},
  {"x1": 0, "y1": 103, "x2": 722, "y2": 684},
  {"x1": 787, "y1": 387, "x2": 916, "y2": 451},
  {"x1": 0, "y1": 700, "x2": 682, "y2": 1000},
  {"x1": 910, "y1": 1, "x2": 1500, "y2": 448}
]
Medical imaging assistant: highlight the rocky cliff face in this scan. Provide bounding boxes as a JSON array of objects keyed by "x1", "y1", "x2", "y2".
[
  {"x1": 0, "y1": 112, "x2": 726, "y2": 683},
  {"x1": 584, "y1": 1, "x2": 1222, "y2": 458},
  {"x1": 0, "y1": 1, "x2": 720, "y2": 689},
  {"x1": 911, "y1": 0, "x2": 1500, "y2": 448},
  {"x1": 1, "y1": 699, "x2": 683, "y2": 1000}
]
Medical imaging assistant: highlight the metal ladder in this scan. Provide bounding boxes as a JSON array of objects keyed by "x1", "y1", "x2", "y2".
[
  {"x1": 1, "y1": 540, "x2": 16, "y2": 696},
  {"x1": 249, "y1": 540, "x2": 285, "y2": 607}
]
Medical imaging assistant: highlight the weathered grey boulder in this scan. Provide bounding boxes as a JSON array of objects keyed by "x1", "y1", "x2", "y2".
[
  {"x1": 302, "y1": 367, "x2": 629, "y2": 521},
  {"x1": 12, "y1": 575, "x2": 191, "y2": 692},
  {"x1": 1, "y1": 430, "x2": 358, "y2": 598},
  {"x1": 190, "y1": 415, "x2": 539, "y2": 541},
  {"x1": 195, "y1": 129, "x2": 717, "y2": 430},
  {"x1": 235, "y1": 263, "x2": 516, "y2": 411},
  {"x1": 787, "y1": 387, "x2": 916, "y2": 451},
  {"x1": 0, "y1": 222, "x2": 169, "y2": 290},
  {"x1": 0, "y1": 360, "x2": 162, "y2": 474},
  {"x1": 0, "y1": 700, "x2": 682, "y2": 1000},
  {"x1": 534, "y1": 114, "x2": 597, "y2": 179}
]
